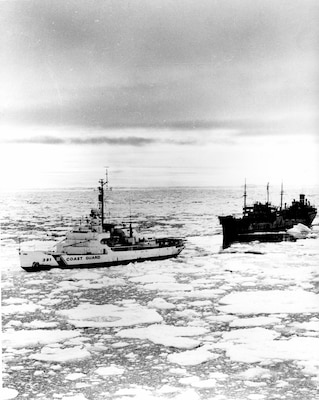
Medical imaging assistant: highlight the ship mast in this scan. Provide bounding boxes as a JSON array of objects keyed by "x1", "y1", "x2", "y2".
[
  {"x1": 98, "y1": 179, "x2": 105, "y2": 227},
  {"x1": 129, "y1": 196, "x2": 133, "y2": 237},
  {"x1": 280, "y1": 182, "x2": 283, "y2": 210},
  {"x1": 243, "y1": 179, "x2": 247, "y2": 209},
  {"x1": 98, "y1": 167, "x2": 110, "y2": 228},
  {"x1": 104, "y1": 166, "x2": 109, "y2": 191},
  {"x1": 266, "y1": 182, "x2": 269, "y2": 204}
]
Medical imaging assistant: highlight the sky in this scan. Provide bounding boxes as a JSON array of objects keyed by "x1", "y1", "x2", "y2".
[{"x1": 0, "y1": 0, "x2": 318, "y2": 189}]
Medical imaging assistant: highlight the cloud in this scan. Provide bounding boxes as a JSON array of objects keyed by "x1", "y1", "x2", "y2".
[
  {"x1": 9, "y1": 136, "x2": 65, "y2": 145},
  {"x1": 8, "y1": 135, "x2": 154, "y2": 146},
  {"x1": 2, "y1": 0, "x2": 318, "y2": 135},
  {"x1": 9, "y1": 1, "x2": 317, "y2": 70},
  {"x1": 7, "y1": 134, "x2": 200, "y2": 146},
  {"x1": 70, "y1": 136, "x2": 155, "y2": 146}
]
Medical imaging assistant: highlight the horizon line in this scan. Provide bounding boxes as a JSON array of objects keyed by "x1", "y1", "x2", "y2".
[{"x1": 1, "y1": 183, "x2": 318, "y2": 193}]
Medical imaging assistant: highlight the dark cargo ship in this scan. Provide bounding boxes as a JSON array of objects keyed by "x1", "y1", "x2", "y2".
[{"x1": 219, "y1": 183, "x2": 317, "y2": 248}]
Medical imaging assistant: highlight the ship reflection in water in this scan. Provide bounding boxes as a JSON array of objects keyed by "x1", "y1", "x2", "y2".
[{"x1": 219, "y1": 183, "x2": 317, "y2": 248}]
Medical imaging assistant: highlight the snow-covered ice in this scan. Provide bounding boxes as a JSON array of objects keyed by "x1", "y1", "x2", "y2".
[
  {"x1": 2, "y1": 388, "x2": 19, "y2": 400},
  {"x1": 167, "y1": 346, "x2": 220, "y2": 366},
  {"x1": 218, "y1": 290, "x2": 319, "y2": 314},
  {"x1": 95, "y1": 365, "x2": 125, "y2": 376},
  {"x1": 147, "y1": 297, "x2": 176, "y2": 310},
  {"x1": 65, "y1": 372, "x2": 87, "y2": 380},
  {"x1": 2, "y1": 301, "x2": 43, "y2": 314},
  {"x1": 116, "y1": 324, "x2": 208, "y2": 349},
  {"x1": 57, "y1": 301, "x2": 163, "y2": 327},
  {"x1": 30, "y1": 345, "x2": 91, "y2": 363},
  {"x1": 2, "y1": 186, "x2": 319, "y2": 399},
  {"x1": 229, "y1": 316, "x2": 282, "y2": 327},
  {"x1": 2, "y1": 330, "x2": 81, "y2": 349}
]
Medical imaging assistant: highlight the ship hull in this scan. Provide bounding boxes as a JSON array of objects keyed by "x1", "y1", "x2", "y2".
[
  {"x1": 219, "y1": 190, "x2": 317, "y2": 248},
  {"x1": 19, "y1": 244, "x2": 184, "y2": 272},
  {"x1": 219, "y1": 214, "x2": 316, "y2": 249}
]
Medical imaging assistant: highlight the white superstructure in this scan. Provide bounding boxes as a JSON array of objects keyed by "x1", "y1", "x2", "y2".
[{"x1": 19, "y1": 176, "x2": 184, "y2": 271}]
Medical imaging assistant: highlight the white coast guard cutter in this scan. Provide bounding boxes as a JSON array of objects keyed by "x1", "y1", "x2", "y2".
[{"x1": 19, "y1": 177, "x2": 184, "y2": 272}]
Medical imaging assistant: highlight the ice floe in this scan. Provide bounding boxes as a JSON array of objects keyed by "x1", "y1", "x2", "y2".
[
  {"x1": 206, "y1": 314, "x2": 235, "y2": 324},
  {"x1": 290, "y1": 319, "x2": 319, "y2": 332},
  {"x1": 24, "y1": 279, "x2": 47, "y2": 286},
  {"x1": 221, "y1": 327, "x2": 280, "y2": 343},
  {"x1": 70, "y1": 271, "x2": 102, "y2": 280},
  {"x1": 38, "y1": 298, "x2": 62, "y2": 306},
  {"x1": 4, "y1": 320, "x2": 22, "y2": 328},
  {"x1": 30, "y1": 345, "x2": 91, "y2": 363},
  {"x1": 167, "y1": 345, "x2": 220, "y2": 366},
  {"x1": 174, "y1": 288, "x2": 226, "y2": 298},
  {"x1": 179, "y1": 376, "x2": 217, "y2": 388},
  {"x1": 147, "y1": 297, "x2": 176, "y2": 310},
  {"x1": 2, "y1": 329, "x2": 80, "y2": 348},
  {"x1": 168, "y1": 367, "x2": 188, "y2": 375},
  {"x1": 113, "y1": 387, "x2": 200, "y2": 400},
  {"x1": 95, "y1": 365, "x2": 125, "y2": 376},
  {"x1": 174, "y1": 309, "x2": 200, "y2": 320},
  {"x1": 2, "y1": 297, "x2": 29, "y2": 304},
  {"x1": 129, "y1": 273, "x2": 176, "y2": 284},
  {"x1": 2, "y1": 388, "x2": 19, "y2": 400},
  {"x1": 2, "y1": 301, "x2": 43, "y2": 314},
  {"x1": 23, "y1": 320, "x2": 59, "y2": 329},
  {"x1": 229, "y1": 316, "x2": 282, "y2": 328},
  {"x1": 52, "y1": 276, "x2": 126, "y2": 292},
  {"x1": 236, "y1": 366, "x2": 273, "y2": 380},
  {"x1": 116, "y1": 324, "x2": 208, "y2": 349},
  {"x1": 142, "y1": 282, "x2": 194, "y2": 292},
  {"x1": 287, "y1": 223, "x2": 312, "y2": 239},
  {"x1": 218, "y1": 289, "x2": 319, "y2": 314},
  {"x1": 58, "y1": 394, "x2": 88, "y2": 400},
  {"x1": 247, "y1": 394, "x2": 266, "y2": 400},
  {"x1": 57, "y1": 301, "x2": 163, "y2": 328},
  {"x1": 212, "y1": 326, "x2": 319, "y2": 377}
]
